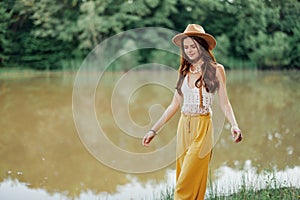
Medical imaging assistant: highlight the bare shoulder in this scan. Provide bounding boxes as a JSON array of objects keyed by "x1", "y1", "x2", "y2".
[
  {"x1": 215, "y1": 63, "x2": 224, "y2": 69},
  {"x1": 215, "y1": 63, "x2": 226, "y2": 82}
]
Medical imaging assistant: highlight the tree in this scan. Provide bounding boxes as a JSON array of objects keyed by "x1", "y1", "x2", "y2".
[
  {"x1": 0, "y1": 0, "x2": 300, "y2": 70},
  {"x1": 248, "y1": 31, "x2": 291, "y2": 69},
  {"x1": 289, "y1": 23, "x2": 300, "y2": 69},
  {"x1": 0, "y1": 1, "x2": 13, "y2": 66}
]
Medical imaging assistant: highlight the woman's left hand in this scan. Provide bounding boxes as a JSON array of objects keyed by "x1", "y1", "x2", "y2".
[{"x1": 231, "y1": 126, "x2": 243, "y2": 143}]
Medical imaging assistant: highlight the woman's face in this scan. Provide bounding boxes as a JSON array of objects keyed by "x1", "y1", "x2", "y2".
[{"x1": 183, "y1": 37, "x2": 201, "y2": 62}]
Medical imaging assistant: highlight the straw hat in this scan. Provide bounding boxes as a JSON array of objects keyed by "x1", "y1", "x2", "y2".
[{"x1": 172, "y1": 24, "x2": 216, "y2": 50}]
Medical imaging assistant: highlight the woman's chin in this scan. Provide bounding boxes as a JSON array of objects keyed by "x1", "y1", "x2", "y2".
[{"x1": 188, "y1": 56, "x2": 200, "y2": 63}]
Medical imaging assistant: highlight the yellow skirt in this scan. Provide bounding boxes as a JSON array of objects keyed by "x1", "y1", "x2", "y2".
[{"x1": 174, "y1": 113, "x2": 213, "y2": 200}]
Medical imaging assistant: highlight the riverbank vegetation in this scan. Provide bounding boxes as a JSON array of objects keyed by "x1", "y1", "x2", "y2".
[
  {"x1": 157, "y1": 168, "x2": 300, "y2": 200},
  {"x1": 158, "y1": 186, "x2": 300, "y2": 200},
  {"x1": 1, "y1": 0, "x2": 300, "y2": 71},
  {"x1": 158, "y1": 180, "x2": 300, "y2": 200}
]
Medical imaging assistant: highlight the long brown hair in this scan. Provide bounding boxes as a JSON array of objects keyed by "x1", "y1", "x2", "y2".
[{"x1": 175, "y1": 36, "x2": 219, "y2": 95}]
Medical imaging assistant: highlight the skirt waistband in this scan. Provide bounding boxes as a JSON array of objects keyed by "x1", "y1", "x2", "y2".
[{"x1": 181, "y1": 112, "x2": 210, "y2": 118}]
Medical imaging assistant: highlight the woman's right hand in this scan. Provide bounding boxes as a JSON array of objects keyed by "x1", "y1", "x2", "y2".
[
  {"x1": 142, "y1": 131, "x2": 156, "y2": 147},
  {"x1": 141, "y1": 91, "x2": 181, "y2": 147}
]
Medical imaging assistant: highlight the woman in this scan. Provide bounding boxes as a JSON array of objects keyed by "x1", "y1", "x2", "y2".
[{"x1": 142, "y1": 24, "x2": 243, "y2": 200}]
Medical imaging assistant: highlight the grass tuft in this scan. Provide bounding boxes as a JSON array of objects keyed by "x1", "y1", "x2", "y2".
[{"x1": 158, "y1": 170, "x2": 300, "y2": 200}]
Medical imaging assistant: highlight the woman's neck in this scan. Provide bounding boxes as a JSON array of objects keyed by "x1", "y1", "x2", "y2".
[{"x1": 193, "y1": 59, "x2": 204, "y2": 67}]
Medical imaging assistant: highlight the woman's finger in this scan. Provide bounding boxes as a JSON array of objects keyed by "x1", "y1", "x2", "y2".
[
  {"x1": 142, "y1": 135, "x2": 150, "y2": 146},
  {"x1": 234, "y1": 132, "x2": 243, "y2": 143}
]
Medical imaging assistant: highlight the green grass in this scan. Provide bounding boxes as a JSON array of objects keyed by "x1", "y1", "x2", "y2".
[
  {"x1": 157, "y1": 170, "x2": 300, "y2": 200},
  {"x1": 158, "y1": 186, "x2": 174, "y2": 200},
  {"x1": 208, "y1": 187, "x2": 300, "y2": 200},
  {"x1": 158, "y1": 186, "x2": 300, "y2": 200}
]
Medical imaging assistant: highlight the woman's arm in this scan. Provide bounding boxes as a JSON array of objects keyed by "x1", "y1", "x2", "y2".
[
  {"x1": 216, "y1": 64, "x2": 243, "y2": 143},
  {"x1": 142, "y1": 90, "x2": 182, "y2": 146}
]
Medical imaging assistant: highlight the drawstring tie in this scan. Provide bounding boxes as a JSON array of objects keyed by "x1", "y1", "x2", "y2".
[{"x1": 186, "y1": 115, "x2": 191, "y2": 133}]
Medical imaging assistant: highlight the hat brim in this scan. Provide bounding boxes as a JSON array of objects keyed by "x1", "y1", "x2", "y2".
[{"x1": 172, "y1": 32, "x2": 217, "y2": 50}]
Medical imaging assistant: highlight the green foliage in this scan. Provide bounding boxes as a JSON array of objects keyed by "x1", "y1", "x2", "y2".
[
  {"x1": 77, "y1": 1, "x2": 104, "y2": 49},
  {"x1": 0, "y1": 1, "x2": 13, "y2": 64},
  {"x1": 207, "y1": 169, "x2": 300, "y2": 200},
  {"x1": 157, "y1": 186, "x2": 174, "y2": 200},
  {"x1": 213, "y1": 34, "x2": 230, "y2": 66},
  {"x1": 226, "y1": 0, "x2": 268, "y2": 58},
  {"x1": 247, "y1": 31, "x2": 291, "y2": 69},
  {"x1": 18, "y1": 32, "x2": 70, "y2": 70},
  {"x1": 214, "y1": 34, "x2": 257, "y2": 69},
  {"x1": 109, "y1": 39, "x2": 141, "y2": 72},
  {"x1": 289, "y1": 23, "x2": 300, "y2": 69},
  {"x1": 0, "y1": 0, "x2": 299, "y2": 70},
  {"x1": 159, "y1": 185, "x2": 300, "y2": 200},
  {"x1": 149, "y1": 49, "x2": 179, "y2": 69},
  {"x1": 159, "y1": 170, "x2": 300, "y2": 200}
]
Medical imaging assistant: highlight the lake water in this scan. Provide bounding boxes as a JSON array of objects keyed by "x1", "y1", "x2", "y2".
[{"x1": 0, "y1": 70, "x2": 299, "y2": 200}]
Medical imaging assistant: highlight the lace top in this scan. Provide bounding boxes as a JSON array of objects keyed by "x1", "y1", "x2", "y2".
[{"x1": 181, "y1": 75, "x2": 214, "y2": 115}]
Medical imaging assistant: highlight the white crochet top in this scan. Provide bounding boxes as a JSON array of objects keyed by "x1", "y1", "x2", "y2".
[{"x1": 181, "y1": 75, "x2": 214, "y2": 115}]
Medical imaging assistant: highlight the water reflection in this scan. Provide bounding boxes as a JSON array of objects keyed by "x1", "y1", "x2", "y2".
[
  {"x1": 1, "y1": 166, "x2": 299, "y2": 199},
  {"x1": 0, "y1": 169, "x2": 175, "y2": 200},
  {"x1": 0, "y1": 70, "x2": 299, "y2": 199}
]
